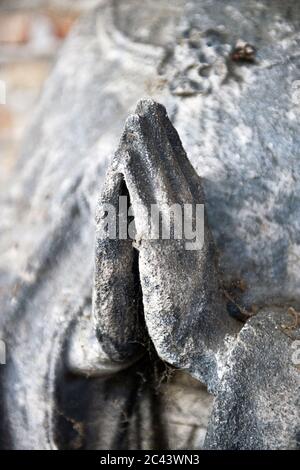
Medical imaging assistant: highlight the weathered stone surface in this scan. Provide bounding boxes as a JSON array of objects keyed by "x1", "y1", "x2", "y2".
[
  {"x1": 93, "y1": 99, "x2": 239, "y2": 390},
  {"x1": 205, "y1": 308, "x2": 300, "y2": 450},
  {"x1": 0, "y1": 0, "x2": 300, "y2": 450}
]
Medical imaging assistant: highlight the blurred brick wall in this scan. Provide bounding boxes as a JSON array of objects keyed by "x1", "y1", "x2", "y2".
[{"x1": 0, "y1": 0, "x2": 100, "y2": 188}]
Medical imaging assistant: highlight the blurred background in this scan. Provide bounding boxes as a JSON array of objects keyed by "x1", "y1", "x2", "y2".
[{"x1": 0, "y1": 0, "x2": 99, "y2": 190}]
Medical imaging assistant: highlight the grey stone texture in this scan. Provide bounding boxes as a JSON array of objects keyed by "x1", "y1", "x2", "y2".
[{"x1": 0, "y1": 0, "x2": 299, "y2": 450}]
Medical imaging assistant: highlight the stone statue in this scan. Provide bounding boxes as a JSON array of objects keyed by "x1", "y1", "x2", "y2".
[{"x1": 0, "y1": 0, "x2": 299, "y2": 450}]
